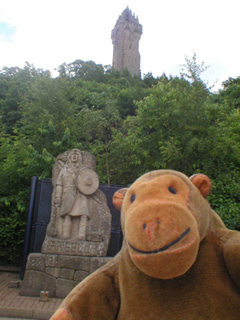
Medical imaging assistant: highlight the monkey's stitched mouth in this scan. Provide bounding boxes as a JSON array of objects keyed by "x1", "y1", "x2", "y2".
[{"x1": 128, "y1": 227, "x2": 191, "y2": 254}]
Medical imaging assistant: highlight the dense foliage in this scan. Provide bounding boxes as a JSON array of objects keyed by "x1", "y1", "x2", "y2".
[{"x1": 0, "y1": 58, "x2": 239, "y2": 264}]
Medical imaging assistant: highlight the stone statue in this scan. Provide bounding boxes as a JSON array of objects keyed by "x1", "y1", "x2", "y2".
[
  {"x1": 54, "y1": 149, "x2": 98, "y2": 240},
  {"x1": 20, "y1": 149, "x2": 112, "y2": 298},
  {"x1": 42, "y1": 149, "x2": 111, "y2": 256}
]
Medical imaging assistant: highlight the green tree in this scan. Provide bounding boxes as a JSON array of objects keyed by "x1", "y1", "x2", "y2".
[
  {"x1": 0, "y1": 63, "x2": 50, "y2": 134},
  {"x1": 58, "y1": 60, "x2": 106, "y2": 82},
  {"x1": 180, "y1": 52, "x2": 209, "y2": 85},
  {"x1": 214, "y1": 77, "x2": 240, "y2": 110},
  {"x1": 110, "y1": 72, "x2": 240, "y2": 229},
  {"x1": 19, "y1": 76, "x2": 79, "y2": 156},
  {"x1": 0, "y1": 133, "x2": 54, "y2": 264},
  {"x1": 116, "y1": 76, "x2": 217, "y2": 175},
  {"x1": 74, "y1": 104, "x2": 121, "y2": 184}
]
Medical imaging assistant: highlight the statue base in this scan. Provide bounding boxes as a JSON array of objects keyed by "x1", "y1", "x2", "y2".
[
  {"x1": 20, "y1": 253, "x2": 111, "y2": 298},
  {"x1": 41, "y1": 235, "x2": 107, "y2": 256}
]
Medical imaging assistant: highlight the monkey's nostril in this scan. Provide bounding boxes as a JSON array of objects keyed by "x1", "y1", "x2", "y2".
[
  {"x1": 156, "y1": 219, "x2": 160, "y2": 225},
  {"x1": 143, "y1": 223, "x2": 147, "y2": 230}
]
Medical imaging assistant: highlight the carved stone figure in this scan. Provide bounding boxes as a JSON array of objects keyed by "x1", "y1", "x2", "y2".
[
  {"x1": 42, "y1": 149, "x2": 111, "y2": 256},
  {"x1": 54, "y1": 149, "x2": 98, "y2": 240},
  {"x1": 20, "y1": 149, "x2": 112, "y2": 298}
]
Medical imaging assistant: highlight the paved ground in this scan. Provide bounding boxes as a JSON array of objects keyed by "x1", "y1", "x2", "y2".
[
  {"x1": 0, "y1": 272, "x2": 63, "y2": 320},
  {"x1": 0, "y1": 318, "x2": 35, "y2": 320}
]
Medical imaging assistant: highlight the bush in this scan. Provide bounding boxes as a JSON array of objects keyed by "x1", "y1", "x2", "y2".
[
  {"x1": 0, "y1": 212, "x2": 26, "y2": 264},
  {"x1": 208, "y1": 173, "x2": 240, "y2": 230}
]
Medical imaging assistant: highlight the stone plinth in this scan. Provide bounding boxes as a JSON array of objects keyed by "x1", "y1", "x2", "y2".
[
  {"x1": 20, "y1": 253, "x2": 111, "y2": 298},
  {"x1": 21, "y1": 149, "x2": 113, "y2": 299},
  {"x1": 41, "y1": 238, "x2": 106, "y2": 256}
]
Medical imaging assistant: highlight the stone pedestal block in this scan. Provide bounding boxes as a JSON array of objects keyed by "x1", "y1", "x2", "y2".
[
  {"x1": 45, "y1": 255, "x2": 58, "y2": 268},
  {"x1": 20, "y1": 270, "x2": 56, "y2": 297},
  {"x1": 26, "y1": 253, "x2": 45, "y2": 272},
  {"x1": 74, "y1": 270, "x2": 89, "y2": 282},
  {"x1": 21, "y1": 253, "x2": 112, "y2": 298},
  {"x1": 45, "y1": 267, "x2": 74, "y2": 280},
  {"x1": 58, "y1": 256, "x2": 90, "y2": 271}
]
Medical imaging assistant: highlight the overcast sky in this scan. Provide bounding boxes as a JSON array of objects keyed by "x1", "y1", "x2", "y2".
[{"x1": 0, "y1": 0, "x2": 239, "y2": 90}]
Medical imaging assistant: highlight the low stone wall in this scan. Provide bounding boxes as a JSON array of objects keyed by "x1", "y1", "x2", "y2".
[{"x1": 20, "y1": 253, "x2": 112, "y2": 298}]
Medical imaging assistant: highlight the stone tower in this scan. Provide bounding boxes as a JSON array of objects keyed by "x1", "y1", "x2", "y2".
[{"x1": 111, "y1": 7, "x2": 142, "y2": 77}]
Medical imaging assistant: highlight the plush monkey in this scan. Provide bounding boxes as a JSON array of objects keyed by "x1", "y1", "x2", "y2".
[{"x1": 51, "y1": 170, "x2": 240, "y2": 320}]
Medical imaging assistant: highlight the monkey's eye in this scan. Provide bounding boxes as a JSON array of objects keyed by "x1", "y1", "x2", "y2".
[
  {"x1": 130, "y1": 194, "x2": 136, "y2": 202},
  {"x1": 168, "y1": 186, "x2": 177, "y2": 194}
]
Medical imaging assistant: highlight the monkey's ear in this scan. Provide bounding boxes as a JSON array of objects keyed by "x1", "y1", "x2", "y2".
[
  {"x1": 190, "y1": 174, "x2": 212, "y2": 198},
  {"x1": 112, "y1": 188, "x2": 129, "y2": 211}
]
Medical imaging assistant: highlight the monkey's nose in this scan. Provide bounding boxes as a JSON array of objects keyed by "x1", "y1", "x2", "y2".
[
  {"x1": 142, "y1": 219, "x2": 160, "y2": 230},
  {"x1": 143, "y1": 219, "x2": 161, "y2": 242}
]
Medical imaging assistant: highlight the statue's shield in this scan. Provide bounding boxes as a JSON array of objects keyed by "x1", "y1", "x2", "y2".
[{"x1": 77, "y1": 168, "x2": 99, "y2": 195}]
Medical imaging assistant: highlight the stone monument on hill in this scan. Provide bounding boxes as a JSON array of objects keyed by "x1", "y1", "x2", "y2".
[
  {"x1": 111, "y1": 7, "x2": 142, "y2": 77},
  {"x1": 20, "y1": 149, "x2": 112, "y2": 298}
]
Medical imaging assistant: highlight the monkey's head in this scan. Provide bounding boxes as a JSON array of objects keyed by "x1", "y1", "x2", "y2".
[{"x1": 113, "y1": 170, "x2": 212, "y2": 279}]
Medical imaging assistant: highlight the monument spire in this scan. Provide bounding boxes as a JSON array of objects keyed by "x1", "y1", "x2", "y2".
[{"x1": 111, "y1": 7, "x2": 143, "y2": 77}]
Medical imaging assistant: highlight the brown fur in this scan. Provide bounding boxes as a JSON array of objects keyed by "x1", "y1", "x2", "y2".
[{"x1": 51, "y1": 170, "x2": 240, "y2": 320}]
